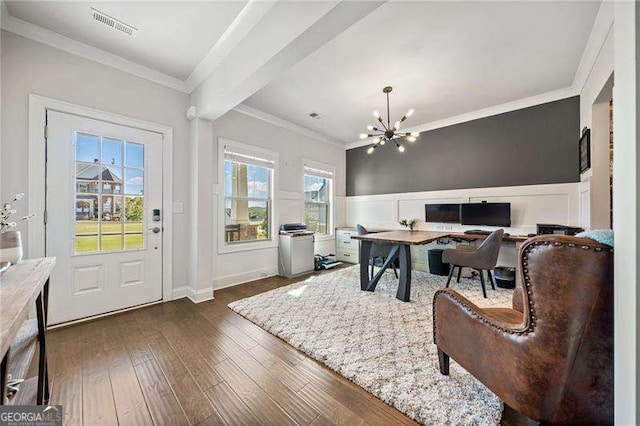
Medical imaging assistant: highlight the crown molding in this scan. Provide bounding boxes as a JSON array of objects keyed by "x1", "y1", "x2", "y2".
[
  {"x1": 571, "y1": 0, "x2": 614, "y2": 94},
  {"x1": 185, "y1": 0, "x2": 275, "y2": 92},
  {"x1": 1, "y1": 11, "x2": 189, "y2": 93},
  {"x1": 233, "y1": 103, "x2": 346, "y2": 148},
  {"x1": 345, "y1": 86, "x2": 578, "y2": 150}
]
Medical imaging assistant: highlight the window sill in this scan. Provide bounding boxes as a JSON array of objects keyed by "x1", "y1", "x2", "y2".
[{"x1": 218, "y1": 239, "x2": 278, "y2": 254}]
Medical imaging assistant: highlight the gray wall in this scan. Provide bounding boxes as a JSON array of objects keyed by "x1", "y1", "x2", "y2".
[{"x1": 346, "y1": 96, "x2": 580, "y2": 196}]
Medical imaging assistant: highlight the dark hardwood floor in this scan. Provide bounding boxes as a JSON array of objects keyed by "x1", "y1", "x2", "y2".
[{"x1": 46, "y1": 267, "x2": 530, "y2": 425}]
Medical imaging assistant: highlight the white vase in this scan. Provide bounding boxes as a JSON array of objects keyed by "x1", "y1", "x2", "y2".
[{"x1": 0, "y1": 231, "x2": 23, "y2": 264}]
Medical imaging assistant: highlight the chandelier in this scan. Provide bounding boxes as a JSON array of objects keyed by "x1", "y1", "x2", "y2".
[{"x1": 360, "y1": 86, "x2": 419, "y2": 154}]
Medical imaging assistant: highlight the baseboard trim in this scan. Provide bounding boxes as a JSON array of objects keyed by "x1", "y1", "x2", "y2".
[
  {"x1": 213, "y1": 266, "x2": 279, "y2": 290},
  {"x1": 172, "y1": 285, "x2": 215, "y2": 303}
]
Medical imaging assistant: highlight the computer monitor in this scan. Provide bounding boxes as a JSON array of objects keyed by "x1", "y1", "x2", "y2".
[
  {"x1": 425, "y1": 203, "x2": 461, "y2": 223},
  {"x1": 460, "y1": 203, "x2": 511, "y2": 227}
]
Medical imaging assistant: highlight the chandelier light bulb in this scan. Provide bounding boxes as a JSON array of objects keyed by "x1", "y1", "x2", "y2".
[{"x1": 360, "y1": 87, "x2": 416, "y2": 155}]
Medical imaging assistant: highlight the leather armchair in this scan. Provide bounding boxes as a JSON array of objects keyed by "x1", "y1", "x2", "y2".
[{"x1": 433, "y1": 235, "x2": 613, "y2": 424}]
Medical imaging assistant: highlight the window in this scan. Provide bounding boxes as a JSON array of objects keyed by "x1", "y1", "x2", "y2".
[
  {"x1": 223, "y1": 150, "x2": 274, "y2": 244},
  {"x1": 74, "y1": 133, "x2": 145, "y2": 253},
  {"x1": 303, "y1": 165, "x2": 333, "y2": 235}
]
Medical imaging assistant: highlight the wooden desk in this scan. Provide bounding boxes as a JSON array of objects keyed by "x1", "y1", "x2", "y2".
[
  {"x1": 447, "y1": 232, "x2": 529, "y2": 243},
  {"x1": 351, "y1": 231, "x2": 449, "y2": 302},
  {"x1": 0, "y1": 258, "x2": 55, "y2": 405}
]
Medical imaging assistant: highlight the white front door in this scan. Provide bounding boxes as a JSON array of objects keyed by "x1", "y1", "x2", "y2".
[{"x1": 46, "y1": 111, "x2": 163, "y2": 325}]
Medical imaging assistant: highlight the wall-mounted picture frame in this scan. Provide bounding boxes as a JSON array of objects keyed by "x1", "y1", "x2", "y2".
[{"x1": 579, "y1": 127, "x2": 591, "y2": 173}]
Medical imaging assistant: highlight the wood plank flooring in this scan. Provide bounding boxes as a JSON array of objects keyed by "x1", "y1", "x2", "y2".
[{"x1": 46, "y1": 269, "x2": 530, "y2": 425}]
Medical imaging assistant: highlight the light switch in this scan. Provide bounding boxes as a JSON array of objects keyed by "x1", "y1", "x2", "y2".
[{"x1": 172, "y1": 202, "x2": 184, "y2": 214}]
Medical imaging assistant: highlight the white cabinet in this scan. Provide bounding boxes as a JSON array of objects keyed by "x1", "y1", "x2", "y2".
[
  {"x1": 336, "y1": 228, "x2": 359, "y2": 263},
  {"x1": 279, "y1": 234, "x2": 315, "y2": 277}
]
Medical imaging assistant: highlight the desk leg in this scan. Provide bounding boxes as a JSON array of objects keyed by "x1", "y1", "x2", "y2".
[
  {"x1": 35, "y1": 279, "x2": 50, "y2": 405},
  {"x1": 0, "y1": 349, "x2": 9, "y2": 405},
  {"x1": 396, "y1": 244, "x2": 412, "y2": 302},
  {"x1": 366, "y1": 245, "x2": 399, "y2": 292},
  {"x1": 359, "y1": 240, "x2": 372, "y2": 291}
]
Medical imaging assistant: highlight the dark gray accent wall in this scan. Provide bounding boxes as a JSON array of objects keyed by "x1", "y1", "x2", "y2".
[{"x1": 346, "y1": 96, "x2": 580, "y2": 196}]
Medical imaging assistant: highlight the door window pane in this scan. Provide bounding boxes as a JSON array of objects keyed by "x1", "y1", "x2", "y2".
[
  {"x1": 101, "y1": 233, "x2": 123, "y2": 251},
  {"x1": 75, "y1": 236, "x2": 99, "y2": 253},
  {"x1": 102, "y1": 138, "x2": 123, "y2": 166},
  {"x1": 126, "y1": 142, "x2": 144, "y2": 169},
  {"x1": 74, "y1": 133, "x2": 146, "y2": 254},
  {"x1": 76, "y1": 133, "x2": 100, "y2": 163},
  {"x1": 125, "y1": 169, "x2": 144, "y2": 195}
]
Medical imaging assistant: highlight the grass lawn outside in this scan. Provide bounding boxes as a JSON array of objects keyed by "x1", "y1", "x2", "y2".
[{"x1": 75, "y1": 221, "x2": 144, "y2": 252}]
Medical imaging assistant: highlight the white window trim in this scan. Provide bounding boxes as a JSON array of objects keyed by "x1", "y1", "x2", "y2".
[
  {"x1": 217, "y1": 138, "x2": 279, "y2": 254},
  {"x1": 302, "y1": 159, "x2": 335, "y2": 241},
  {"x1": 28, "y1": 94, "x2": 174, "y2": 301}
]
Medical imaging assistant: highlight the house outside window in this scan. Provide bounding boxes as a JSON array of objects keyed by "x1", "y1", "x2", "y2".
[
  {"x1": 223, "y1": 149, "x2": 274, "y2": 244},
  {"x1": 303, "y1": 165, "x2": 333, "y2": 236}
]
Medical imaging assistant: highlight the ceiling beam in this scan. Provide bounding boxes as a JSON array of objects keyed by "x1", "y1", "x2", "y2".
[
  {"x1": 185, "y1": 0, "x2": 276, "y2": 92},
  {"x1": 191, "y1": 1, "x2": 385, "y2": 122}
]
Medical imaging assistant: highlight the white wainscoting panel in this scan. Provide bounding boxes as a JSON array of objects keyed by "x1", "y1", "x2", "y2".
[{"x1": 346, "y1": 183, "x2": 584, "y2": 235}]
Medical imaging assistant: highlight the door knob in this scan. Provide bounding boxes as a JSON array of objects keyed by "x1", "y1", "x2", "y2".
[{"x1": 148, "y1": 227, "x2": 161, "y2": 234}]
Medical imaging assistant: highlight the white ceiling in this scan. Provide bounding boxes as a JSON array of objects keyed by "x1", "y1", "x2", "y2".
[
  {"x1": 5, "y1": 1, "x2": 247, "y2": 79},
  {"x1": 243, "y1": 1, "x2": 600, "y2": 143},
  {"x1": 2, "y1": 1, "x2": 601, "y2": 145}
]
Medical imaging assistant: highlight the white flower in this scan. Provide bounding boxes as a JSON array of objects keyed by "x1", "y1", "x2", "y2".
[
  {"x1": 8, "y1": 222, "x2": 16, "y2": 228},
  {"x1": 14, "y1": 193, "x2": 24, "y2": 201},
  {"x1": 3, "y1": 203, "x2": 10, "y2": 211}
]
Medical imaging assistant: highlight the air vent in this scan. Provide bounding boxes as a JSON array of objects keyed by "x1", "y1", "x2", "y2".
[{"x1": 91, "y1": 8, "x2": 138, "y2": 37}]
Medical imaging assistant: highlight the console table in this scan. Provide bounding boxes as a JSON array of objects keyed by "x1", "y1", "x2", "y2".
[{"x1": 0, "y1": 258, "x2": 55, "y2": 405}]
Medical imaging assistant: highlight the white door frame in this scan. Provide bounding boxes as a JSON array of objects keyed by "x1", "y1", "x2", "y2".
[{"x1": 28, "y1": 94, "x2": 174, "y2": 302}]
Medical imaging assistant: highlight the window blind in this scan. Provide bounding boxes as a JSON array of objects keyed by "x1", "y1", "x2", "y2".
[
  {"x1": 224, "y1": 151, "x2": 274, "y2": 169},
  {"x1": 304, "y1": 165, "x2": 333, "y2": 179}
]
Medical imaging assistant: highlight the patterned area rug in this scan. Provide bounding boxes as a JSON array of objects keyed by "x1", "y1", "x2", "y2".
[{"x1": 228, "y1": 266, "x2": 514, "y2": 425}]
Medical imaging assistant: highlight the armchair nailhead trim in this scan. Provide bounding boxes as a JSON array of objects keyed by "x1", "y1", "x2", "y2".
[{"x1": 434, "y1": 238, "x2": 613, "y2": 342}]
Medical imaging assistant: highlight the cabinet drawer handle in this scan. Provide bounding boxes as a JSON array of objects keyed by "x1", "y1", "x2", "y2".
[
  {"x1": 344, "y1": 253, "x2": 350, "y2": 257},
  {"x1": 343, "y1": 241, "x2": 351, "y2": 244}
]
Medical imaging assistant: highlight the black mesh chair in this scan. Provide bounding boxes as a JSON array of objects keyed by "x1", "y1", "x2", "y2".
[{"x1": 356, "y1": 225, "x2": 398, "y2": 279}]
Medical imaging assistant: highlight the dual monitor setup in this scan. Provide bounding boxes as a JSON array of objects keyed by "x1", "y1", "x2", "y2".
[{"x1": 425, "y1": 202, "x2": 511, "y2": 227}]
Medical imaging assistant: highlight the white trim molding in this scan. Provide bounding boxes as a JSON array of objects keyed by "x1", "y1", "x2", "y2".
[
  {"x1": 1, "y1": 11, "x2": 189, "y2": 93},
  {"x1": 571, "y1": 1, "x2": 615, "y2": 94},
  {"x1": 172, "y1": 285, "x2": 215, "y2": 304},
  {"x1": 217, "y1": 138, "x2": 279, "y2": 254},
  {"x1": 346, "y1": 86, "x2": 578, "y2": 150},
  {"x1": 213, "y1": 266, "x2": 279, "y2": 290},
  {"x1": 233, "y1": 103, "x2": 345, "y2": 148},
  {"x1": 28, "y1": 94, "x2": 175, "y2": 303}
]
